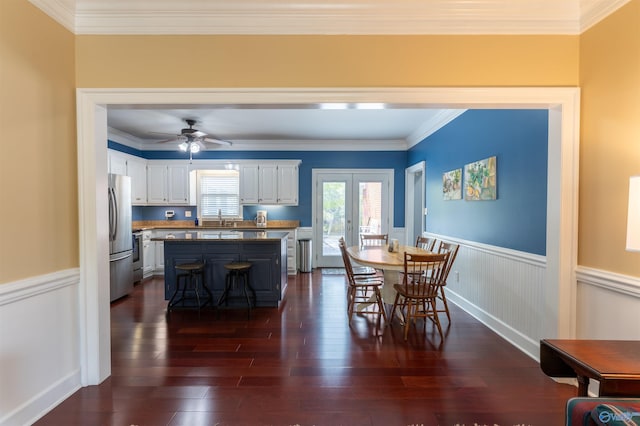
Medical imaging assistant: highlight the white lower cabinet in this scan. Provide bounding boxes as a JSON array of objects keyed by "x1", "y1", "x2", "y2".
[
  {"x1": 151, "y1": 230, "x2": 172, "y2": 274},
  {"x1": 154, "y1": 241, "x2": 164, "y2": 274},
  {"x1": 142, "y1": 231, "x2": 155, "y2": 278},
  {"x1": 286, "y1": 229, "x2": 297, "y2": 275}
]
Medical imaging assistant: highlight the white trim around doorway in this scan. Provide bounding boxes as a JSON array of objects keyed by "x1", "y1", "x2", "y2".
[{"x1": 76, "y1": 87, "x2": 580, "y2": 385}]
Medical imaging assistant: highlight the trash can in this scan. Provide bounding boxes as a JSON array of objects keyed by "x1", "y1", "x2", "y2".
[{"x1": 298, "y1": 239, "x2": 312, "y2": 273}]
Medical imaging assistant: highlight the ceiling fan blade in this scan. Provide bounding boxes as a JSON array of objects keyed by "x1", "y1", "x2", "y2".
[
  {"x1": 203, "y1": 137, "x2": 233, "y2": 146},
  {"x1": 148, "y1": 131, "x2": 179, "y2": 137},
  {"x1": 154, "y1": 137, "x2": 182, "y2": 144},
  {"x1": 189, "y1": 130, "x2": 207, "y2": 138}
]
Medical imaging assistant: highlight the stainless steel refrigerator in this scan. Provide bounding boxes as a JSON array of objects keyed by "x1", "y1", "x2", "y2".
[{"x1": 108, "y1": 173, "x2": 133, "y2": 302}]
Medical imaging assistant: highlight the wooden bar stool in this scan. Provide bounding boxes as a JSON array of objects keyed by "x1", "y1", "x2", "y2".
[
  {"x1": 168, "y1": 262, "x2": 212, "y2": 317},
  {"x1": 218, "y1": 262, "x2": 256, "y2": 319}
]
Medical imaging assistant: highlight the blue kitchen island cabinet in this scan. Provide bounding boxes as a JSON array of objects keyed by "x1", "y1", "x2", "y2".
[{"x1": 155, "y1": 231, "x2": 288, "y2": 308}]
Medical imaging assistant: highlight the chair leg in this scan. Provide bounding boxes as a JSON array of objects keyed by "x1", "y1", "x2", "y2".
[
  {"x1": 390, "y1": 292, "x2": 401, "y2": 325},
  {"x1": 430, "y1": 298, "x2": 444, "y2": 340},
  {"x1": 241, "y1": 273, "x2": 252, "y2": 320},
  {"x1": 403, "y1": 299, "x2": 415, "y2": 340},
  {"x1": 192, "y1": 272, "x2": 201, "y2": 318},
  {"x1": 347, "y1": 286, "x2": 355, "y2": 321},
  {"x1": 439, "y1": 286, "x2": 451, "y2": 321},
  {"x1": 374, "y1": 287, "x2": 387, "y2": 323}
]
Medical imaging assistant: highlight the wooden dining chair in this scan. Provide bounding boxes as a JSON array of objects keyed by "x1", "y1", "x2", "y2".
[
  {"x1": 338, "y1": 237, "x2": 381, "y2": 278},
  {"x1": 360, "y1": 233, "x2": 388, "y2": 248},
  {"x1": 338, "y1": 238, "x2": 387, "y2": 329},
  {"x1": 415, "y1": 236, "x2": 439, "y2": 252},
  {"x1": 435, "y1": 242, "x2": 459, "y2": 322},
  {"x1": 390, "y1": 252, "x2": 449, "y2": 340}
]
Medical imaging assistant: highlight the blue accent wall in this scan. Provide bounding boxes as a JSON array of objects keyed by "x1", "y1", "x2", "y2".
[
  {"x1": 113, "y1": 144, "x2": 407, "y2": 228},
  {"x1": 407, "y1": 109, "x2": 548, "y2": 255}
]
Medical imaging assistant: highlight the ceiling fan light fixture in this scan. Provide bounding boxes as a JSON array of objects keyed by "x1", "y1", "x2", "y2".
[
  {"x1": 189, "y1": 142, "x2": 201, "y2": 153},
  {"x1": 178, "y1": 141, "x2": 189, "y2": 152}
]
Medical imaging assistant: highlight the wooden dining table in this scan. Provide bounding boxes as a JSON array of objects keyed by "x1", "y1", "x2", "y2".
[{"x1": 346, "y1": 244, "x2": 436, "y2": 302}]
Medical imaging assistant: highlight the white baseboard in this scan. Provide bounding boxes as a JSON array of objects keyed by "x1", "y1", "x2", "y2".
[{"x1": 3, "y1": 370, "x2": 81, "y2": 426}]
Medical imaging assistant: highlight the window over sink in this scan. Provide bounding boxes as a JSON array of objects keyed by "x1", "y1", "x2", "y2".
[{"x1": 196, "y1": 170, "x2": 241, "y2": 220}]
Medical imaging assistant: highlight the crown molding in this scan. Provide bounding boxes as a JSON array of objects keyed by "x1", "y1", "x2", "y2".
[
  {"x1": 72, "y1": 13, "x2": 579, "y2": 35},
  {"x1": 407, "y1": 109, "x2": 467, "y2": 148},
  {"x1": 28, "y1": 0, "x2": 75, "y2": 33},
  {"x1": 29, "y1": 0, "x2": 629, "y2": 36},
  {"x1": 580, "y1": 0, "x2": 632, "y2": 32}
]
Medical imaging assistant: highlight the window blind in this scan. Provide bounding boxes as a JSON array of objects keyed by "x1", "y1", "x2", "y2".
[{"x1": 197, "y1": 170, "x2": 240, "y2": 218}]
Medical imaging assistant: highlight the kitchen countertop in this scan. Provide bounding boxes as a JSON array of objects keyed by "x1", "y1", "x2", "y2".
[
  {"x1": 151, "y1": 231, "x2": 290, "y2": 241},
  {"x1": 133, "y1": 220, "x2": 299, "y2": 232}
]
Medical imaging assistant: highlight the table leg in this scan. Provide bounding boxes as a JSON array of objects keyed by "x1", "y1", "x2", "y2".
[
  {"x1": 577, "y1": 375, "x2": 590, "y2": 397},
  {"x1": 356, "y1": 269, "x2": 399, "y2": 314},
  {"x1": 382, "y1": 269, "x2": 400, "y2": 302}
]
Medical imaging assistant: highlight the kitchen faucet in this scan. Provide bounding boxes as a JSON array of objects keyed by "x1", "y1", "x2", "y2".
[{"x1": 218, "y1": 209, "x2": 225, "y2": 226}]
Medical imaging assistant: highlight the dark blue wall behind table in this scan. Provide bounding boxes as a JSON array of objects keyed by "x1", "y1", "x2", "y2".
[
  {"x1": 407, "y1": 109, "x2": 548, "y2": 255},
  {"x1": 109, "y1": 141, "x2": 407, "y2": 228}
]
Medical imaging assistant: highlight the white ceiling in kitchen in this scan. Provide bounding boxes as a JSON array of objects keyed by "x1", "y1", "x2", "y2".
[
  {"x1": 106, "y1": 105, "x2": 465, "y2": 151},
  {"x1": 29, "y1": 0, "x2": 629, "y2": 151}
]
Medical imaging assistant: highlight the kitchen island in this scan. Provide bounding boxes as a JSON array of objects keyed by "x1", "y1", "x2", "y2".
[{"x1": 153, "y1": 231, "x2": 288, "y2": 308}]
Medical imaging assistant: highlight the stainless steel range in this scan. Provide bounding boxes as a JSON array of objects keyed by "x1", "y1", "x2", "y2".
[{"x1": 132, "y1": 231, "x2": 143, "y2": 283}]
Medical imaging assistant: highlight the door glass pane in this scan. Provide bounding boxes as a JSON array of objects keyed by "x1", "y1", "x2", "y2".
[
  {"x1": 322, "y1": 182, "x2": 346, "y2": 257},
  {"x1": 358, "y1": 182, "x2": 382, "y2": 236}
]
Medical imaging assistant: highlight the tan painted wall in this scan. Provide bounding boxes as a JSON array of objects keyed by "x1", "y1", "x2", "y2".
[
  {"x1": 579, "y1": 0, "x2": 640, "y2": 274},
  {"x1": 76, "y1": 35, "x2": 578, "y2": 88},
  {"x1": 0, "y1": 0, "x2": 77, "y2": 283},
  {"x1": 21, "y1": 0, "x2": 640, "y2": 286}
]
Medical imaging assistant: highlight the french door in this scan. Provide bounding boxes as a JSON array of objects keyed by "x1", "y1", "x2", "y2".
[{"x1": 313, "y1": 170, "x2": 392, "y2": 268}]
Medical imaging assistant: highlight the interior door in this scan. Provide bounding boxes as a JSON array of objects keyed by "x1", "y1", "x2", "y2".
[{"x1": 314, "y1": 171, "x2": 390, "y2": 268}]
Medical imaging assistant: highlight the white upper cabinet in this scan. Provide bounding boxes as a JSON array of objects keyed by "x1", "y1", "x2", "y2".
[
  {"x1": 146, "y1": 162, "x2": 191, "y2": 205},
  {"x1": 127, "y1": 157, "x2": 147, "y2": 205},
  {"x1": 107, "y1": 151, "x2": 298, "y2": 207},
  {"x1": 277, "y1": 164, "x2": 299, "y2": 205},
  {"x1": 146, "y1": 164, "x2": 168, "y2": 204},
  {"x1": 258, "y1": 164, "x2": 279, "y2": 204},
  {"x1": 108, "y1": 150, "x2": 128, "y2": 176},
  {"x1": 239, "y1": 164, "x2": 260, "y2": 204},
  {"x1": 167, "y1": 164, "x2": 190, "y2": 204},
  {"x1": 108, "y1": 149, "x2": 147, "y2": 204},
  {"x1": 239, "y1": 161, "x2": 300, "y2": 206}
]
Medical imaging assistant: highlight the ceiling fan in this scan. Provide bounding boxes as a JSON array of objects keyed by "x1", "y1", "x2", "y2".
[{"x1": 151, "y1": 119, "x2": 233, "y2": 154}]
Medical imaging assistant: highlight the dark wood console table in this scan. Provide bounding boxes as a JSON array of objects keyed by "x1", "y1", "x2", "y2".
[{"x1": 540, "y1": 339, "x2": 640, "y2": 397}]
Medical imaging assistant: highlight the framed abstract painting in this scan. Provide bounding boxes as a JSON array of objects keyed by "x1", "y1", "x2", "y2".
[
  {"x1": 464, "y1": 156, "x2": 497, "y2": 201},
  {"x1": 442, "y1": 168, "x2": 462, "y2": 200}
]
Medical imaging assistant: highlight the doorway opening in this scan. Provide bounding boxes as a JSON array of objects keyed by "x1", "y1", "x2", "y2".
[
  {"x1": 312, "y1": 169, "x2": 393, "y2": 268},
  {"x1": 76, "y1": 87, "x2": 579, "y2": 385},
  {"x1": 405, "y1": 161, "x2": 425, "y2": 246}
]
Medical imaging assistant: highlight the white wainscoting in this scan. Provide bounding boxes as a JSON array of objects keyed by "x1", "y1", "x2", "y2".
[
  {"x1": 575, "y1": 266, "x2": 640, "y2": 339},
  {"x1": 428, "y1": 233, "x2": 640, "y2": 364},
  {"x1": 426, "y1": 233, "x2": 547, "y2": 360},
  {"x1": 0, "y1": 268, "x2": 81, "y2": 426}
]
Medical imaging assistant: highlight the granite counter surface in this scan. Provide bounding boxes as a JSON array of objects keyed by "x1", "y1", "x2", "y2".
[
  {"x1": 133, "y1": 220, "x2": 299, "y2": 232},
  {"x1": 151, "y1": 231, "x2": 289, "y2": 242}
]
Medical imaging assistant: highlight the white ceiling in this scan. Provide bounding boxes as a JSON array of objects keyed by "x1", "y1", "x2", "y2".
[
  {"x1": 30, "y1": 0, "x2": 629, "y2": 151},
  {"x1": 106, "y1": 105, "x2": 465, "y2": 151}
]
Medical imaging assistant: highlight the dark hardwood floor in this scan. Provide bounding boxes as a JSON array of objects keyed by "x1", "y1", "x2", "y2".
[{"x1": 36, "y1": 270, "x2": 575, "y2": 425}]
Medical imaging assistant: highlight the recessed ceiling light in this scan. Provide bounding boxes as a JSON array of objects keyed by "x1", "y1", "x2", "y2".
[
  {"x1": 319, "y1": 102, "x2": 387, "y2": 110},
  {"x1": 319, "y1": 103, "x2": 349, "y2": 110},
  {"x1": 355, "y1": 103, "x2": 386, "y2": 110}
]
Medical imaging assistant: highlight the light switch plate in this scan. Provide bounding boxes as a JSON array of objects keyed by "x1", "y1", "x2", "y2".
[{"x1": 185, "y1": 211, "x2": 192, "y2": 217}]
